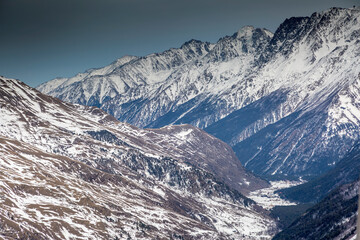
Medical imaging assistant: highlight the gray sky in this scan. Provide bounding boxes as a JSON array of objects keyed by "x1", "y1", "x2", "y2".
[{"x1": 0, "y1": 0, "x2": 358, "y2": 87}]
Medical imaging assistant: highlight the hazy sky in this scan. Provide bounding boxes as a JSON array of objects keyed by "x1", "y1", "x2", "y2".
[{"x1": 0, "y1": 0, "x2": 358, "y2": 87}]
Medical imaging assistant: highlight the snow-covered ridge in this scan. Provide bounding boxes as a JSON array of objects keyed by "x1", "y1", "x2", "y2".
[{"x1": 37, "y1": 40, "x2": 213, "y2": 107}]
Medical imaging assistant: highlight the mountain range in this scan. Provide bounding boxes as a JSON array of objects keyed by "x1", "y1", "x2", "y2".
[{"x1": 38, "y1": 7, "x2": 360, "y2": 180}]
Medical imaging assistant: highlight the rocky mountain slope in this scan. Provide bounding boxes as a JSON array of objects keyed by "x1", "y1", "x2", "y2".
[
  {"x1": 273, "y1": 180, "x2": 359, "y2": 240},
  {"x1": 0, "y1": 76, "x2": 275, "y2": 239},
  {"x1": 38, "y1": 7, "x2": 360, "y2": 179}
]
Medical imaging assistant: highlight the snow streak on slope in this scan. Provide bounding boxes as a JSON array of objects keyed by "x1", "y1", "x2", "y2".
[{"x1": 0, "y1": 77, "x2": 275, "y2": 239}]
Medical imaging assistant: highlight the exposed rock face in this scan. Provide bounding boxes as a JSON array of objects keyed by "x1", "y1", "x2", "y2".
[{"x1": 0, "y1": 77, "x2": 275, "y2": 239}]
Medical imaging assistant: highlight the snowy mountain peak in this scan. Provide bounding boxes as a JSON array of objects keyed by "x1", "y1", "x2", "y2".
[
  {"x1": 113, "y1": 55, "x2": 138, "y2": 66},
  {"x1": 229, "y1": 25, "x2": 273, "y2": 44},
  {"x1": 229, "y1": 26, "x2": 274, "y2": 54},
  {"x1": 235, "y1": 25, "x2": 256, "y2": 38}
]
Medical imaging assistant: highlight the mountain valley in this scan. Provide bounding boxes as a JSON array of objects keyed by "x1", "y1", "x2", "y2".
[{"x1": 2, "y1": 5, "x2": 360, "y2": 240}]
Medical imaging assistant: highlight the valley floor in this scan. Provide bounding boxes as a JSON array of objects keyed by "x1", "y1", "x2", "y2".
[{"x1": 248, "y1": 180, "x2": 304, "y2": 210}]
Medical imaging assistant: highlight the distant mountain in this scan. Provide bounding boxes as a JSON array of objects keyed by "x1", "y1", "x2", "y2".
[
  {"x1": 38, "y1": 7, "x2": 360, "y2": 179},
  {"x1": 278, "y1": 142, "x2": 360, "y2": 203},
  {"x1": 0, "y1": 77, "x2": 275, "y2": 239},
  {"x1": 273, "y1": 180, "x2": 358, "y2": 240}
]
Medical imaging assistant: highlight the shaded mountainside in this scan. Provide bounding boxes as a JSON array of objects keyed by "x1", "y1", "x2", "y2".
[
  {"x1": 273, "y1": 181, "x2": 359, "y2": 240},
  {"x1": 38, "y1": 7, "x2": 360, "y2": 179},
  {"x1": 278, "y1": 142, "x2": 360, "y2": 203},
  {"x1": 0, "y1": 77, "x2": 275, "y2": 239},
  {"x1": 205, "y1": 90, "x2": 289, "y2": 146}
]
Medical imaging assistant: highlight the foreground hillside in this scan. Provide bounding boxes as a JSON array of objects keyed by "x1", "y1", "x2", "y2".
[{"x1": 0, "y1": 77, "x2": 275, "y2": 239}]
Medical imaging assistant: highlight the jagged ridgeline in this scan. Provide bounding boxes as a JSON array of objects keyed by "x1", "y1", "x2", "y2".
[{"x1": 38, "y1": 7, "x2": 360, "y2": 180}]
